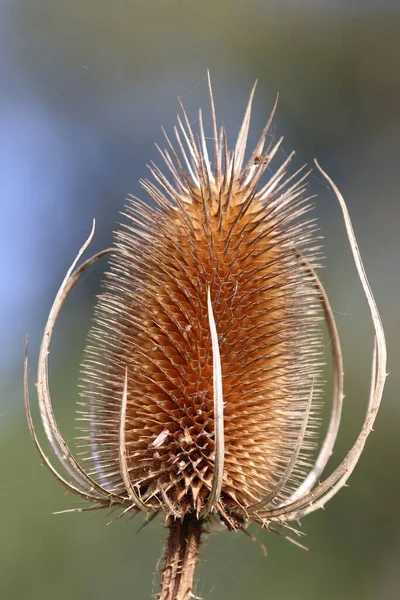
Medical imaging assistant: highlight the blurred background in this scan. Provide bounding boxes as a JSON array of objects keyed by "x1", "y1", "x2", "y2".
[{"x1": 1, "y1": 1, "x2": 399, "y2": 599}]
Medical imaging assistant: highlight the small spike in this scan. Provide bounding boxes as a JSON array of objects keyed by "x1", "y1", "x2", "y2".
[
  {"x1": 207, "y1": 70, "x2": 221, "y2": 184},
  {"x1": 234, "y1": 81, "x2": 258, "y2": 174}
]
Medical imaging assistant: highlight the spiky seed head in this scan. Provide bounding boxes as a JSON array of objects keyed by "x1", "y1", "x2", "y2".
[
  {"x1": 79, "y1": 82, "x2": 324, "y2": 520},
  {"x1": 25, "y1": 77, "x2": 386, "y2": 551}
]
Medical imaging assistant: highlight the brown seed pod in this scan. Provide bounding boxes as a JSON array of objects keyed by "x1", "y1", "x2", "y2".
[{"x1": 25, "y1": 74, "x2": 387, "y2": 600}]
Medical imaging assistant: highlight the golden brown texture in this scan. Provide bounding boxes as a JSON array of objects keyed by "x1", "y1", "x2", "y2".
[{"x1": 80, "y1": 100, "x2": 324, "y2": 518}]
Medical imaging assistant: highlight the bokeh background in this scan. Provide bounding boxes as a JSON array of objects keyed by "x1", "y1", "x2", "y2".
[{"x1": 1, "y1": 1, "x2": 399, "y2": 599}]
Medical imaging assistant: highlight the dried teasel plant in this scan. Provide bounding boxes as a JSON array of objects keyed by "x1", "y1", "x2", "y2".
[{"x1": 25, "y1": 75, "x2": 387, "y2": 600}]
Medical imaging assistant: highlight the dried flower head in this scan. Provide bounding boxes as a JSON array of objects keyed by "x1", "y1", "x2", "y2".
[{"x1": 25, "y1": 74, "x2": 387, "y2": 600}]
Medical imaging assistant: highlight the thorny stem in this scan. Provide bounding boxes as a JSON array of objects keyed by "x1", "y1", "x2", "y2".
[{"x1": 159, "y1": 515, "x2": 203, "y2": 600}]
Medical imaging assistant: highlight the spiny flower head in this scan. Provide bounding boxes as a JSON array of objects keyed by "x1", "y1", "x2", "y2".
[
  {"x1": 80, "y1": 83, "x2": 324, "y2": 521},
  {"x1": 25, "y1": 75, "x2": 386, "y2": 598}
]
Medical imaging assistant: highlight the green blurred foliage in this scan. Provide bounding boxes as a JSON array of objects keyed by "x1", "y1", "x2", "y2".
[{"x1": 1, "y1": 1, "x2": 399, "y2": 599}]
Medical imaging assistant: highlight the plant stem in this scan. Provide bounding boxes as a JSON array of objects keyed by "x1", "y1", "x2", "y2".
[{"x1": 159, "y1": 515, "x2": 203, "y2": 600}]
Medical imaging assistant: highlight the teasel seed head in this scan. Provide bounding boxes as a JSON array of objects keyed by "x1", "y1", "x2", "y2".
[{"x1": 25, "y1": 74, "x2": 387, "y2": 599}]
